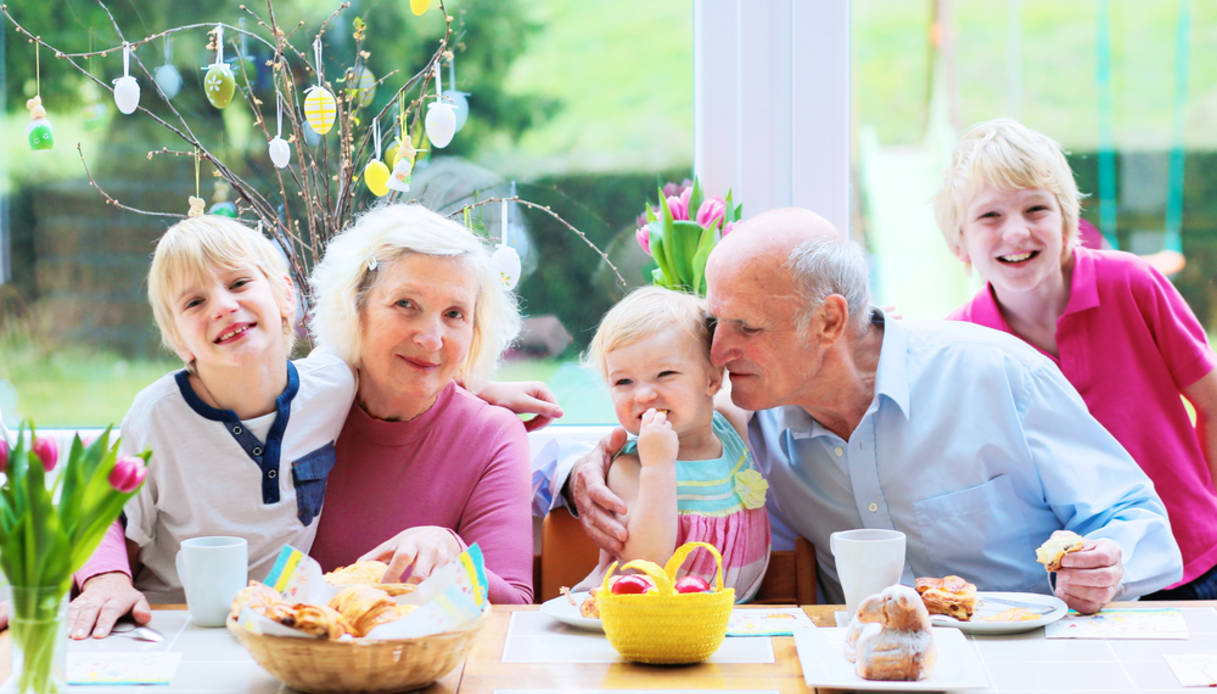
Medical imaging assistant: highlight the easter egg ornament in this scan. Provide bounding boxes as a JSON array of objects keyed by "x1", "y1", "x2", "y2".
[
  {"x1": 210, "y1": 180, "x2": 237, "y2": 217},
  {"x1": 425, "y1": 65, "x2": 455, "y2": 148},
  {"x1": 154, "y1": 36, "x2": 180, "y2": 98},
  {"x1": 303, "y1": 38, "x2": 336, "y2": 135},
  {"x1": 410, "y1": 0, "x2": 431, "y2": 15},
  {"x1": 492, "y1": 197, "x2": 522, "y2": 290},
  {"x1": 363, "y1": 119, "x2": 390, "y2": 197},
  {"x1": 268, "y1": 94, "x2": 291, "y2": 168},
  {"x1": 203, "y1": 26, "x2": 235, "y2": 109},
  {"x1": 347, "y1": 65, "x2": 376, "y2": 110},
  {"x1": 447, "y1": 58, "x2": 470, "y2": 133},
  {"x1": 113, "y1": 43, "x2": 140, "y2": 115},
  {"x1": 26, "y1": 96, "x2": 53, "y2": 151}
]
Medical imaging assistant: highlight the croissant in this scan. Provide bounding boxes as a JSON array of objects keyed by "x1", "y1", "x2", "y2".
[
  {"x1": 329, "y1": 584, "x2": 400, "y2": 637},
  {"x1": 230, "y1": 581, "x2": 294, "y2": 622},
  {"x1": 324, "y1": 560, "x2": 417, "y2": 597},
  {"x1": 286, "y1": 603, "x2": 351, "y2": 639}
]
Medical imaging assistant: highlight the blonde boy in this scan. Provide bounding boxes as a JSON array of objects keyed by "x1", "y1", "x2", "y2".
[
  {"x1": 71, "y1": 216, "x2": 355, "y2": 637},
  {"x1": 937, "y1": 118, "x2": 1217, "y2": 600}
]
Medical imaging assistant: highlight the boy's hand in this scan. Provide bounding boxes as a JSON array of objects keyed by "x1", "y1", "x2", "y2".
[
  {"x1": 68, "y1": 572, "x2": 151, "y2": 639},
  {"x1": 359, "y1": 526, "x2": 464, "y2": 584},
  {"x1": 477, "y1": 380, "x2": 565, "y2": 431},
  {"x1": 636, "y1": 409, "x2": 678, "y2": 467}
]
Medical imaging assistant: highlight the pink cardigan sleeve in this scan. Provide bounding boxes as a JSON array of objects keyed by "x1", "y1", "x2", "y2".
[
  {"x1": 456, "y1": 415, "x2": 534, "y2": 604},
  {"x1": 73, "y1": 520, "x2": 132, "y2": 588}
]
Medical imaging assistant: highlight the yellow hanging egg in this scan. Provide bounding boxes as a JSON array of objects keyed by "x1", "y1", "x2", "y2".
[
  {"x1": 410, "y1": 0, "x2": 430, "y2": 15},
  {"x1": 364, "y1": 160, "x2": 390, "y2": 197},
  {"x1": 203, "y1": 64, "x2": 236, "y2": 109},
  {"x1": 304, "y1": 86, "x2": 337, "y2": 135}
]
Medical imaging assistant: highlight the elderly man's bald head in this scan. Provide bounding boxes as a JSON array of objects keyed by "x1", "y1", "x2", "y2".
[{"x1": 706, "y1": 207, "x2": 871, "y2": 333}]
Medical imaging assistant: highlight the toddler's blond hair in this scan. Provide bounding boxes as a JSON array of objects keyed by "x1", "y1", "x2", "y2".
[{"x1": 585, "y1": 286, "x2": 715, "y2": 381}]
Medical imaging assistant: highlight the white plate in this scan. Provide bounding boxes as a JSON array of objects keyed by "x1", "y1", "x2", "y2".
[
  {"x1": 929, "y1": 591, "x2": 1068, "y2": 634},
  {"x1": 795, "y1": 626, "x2": 990, "y2": 691},
  {"x1": 538, "y1": 592, "x2": 602, "y2": 631}
]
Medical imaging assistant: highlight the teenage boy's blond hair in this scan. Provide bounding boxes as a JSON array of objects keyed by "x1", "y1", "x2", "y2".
[
  {"x1": 147, "y1": 216, "x2": 296, "y2": 368},
  {"x1": 585, "y1": 286, "x2": 715, "y2": 381},
  {"x1": 934, "y1": 118, "x2": 1082, "y2": 264}
]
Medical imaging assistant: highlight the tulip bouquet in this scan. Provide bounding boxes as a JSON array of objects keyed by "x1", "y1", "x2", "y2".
[
  {"x1": 0, "y1": 424, "x2": 149, "y2": 694},
  {"x1": 635, "y1": 178, "x2": 742, "y2": 296}
]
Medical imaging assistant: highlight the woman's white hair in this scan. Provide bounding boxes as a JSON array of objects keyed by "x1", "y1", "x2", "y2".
[
  {"x1": 787, "y1": 233, "x2": 871, "y2": 334},
  {"x1": 309, "y1": 203, "x2": 521, "y2": 390}
]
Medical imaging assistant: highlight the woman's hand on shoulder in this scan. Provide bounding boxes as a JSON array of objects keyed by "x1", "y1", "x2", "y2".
[
  {"x1": 68, "y1": 572, "x2": 151, "y2": 639},
  {"x1": 476, "y1": 380, "x2": 565, "y2": 431},
  {"x1": 359, "y1": 526, "x2": 464, "y2": 584}
]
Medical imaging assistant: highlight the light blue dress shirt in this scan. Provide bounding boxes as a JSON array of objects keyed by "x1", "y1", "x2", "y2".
[{"x1": 752, "y1": 311, "x2": 1182, "y2": 603}]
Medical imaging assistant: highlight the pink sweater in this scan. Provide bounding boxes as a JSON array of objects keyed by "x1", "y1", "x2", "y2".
[
  {"x1": 310, "y1": 382, "x2": 534, "y2": 603},
  {"x1": 79, "y1": 382, "x2": 533, "y2": 604}
]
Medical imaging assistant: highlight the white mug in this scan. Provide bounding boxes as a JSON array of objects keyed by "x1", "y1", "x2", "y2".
[
  {"x1": 829, "y1": 528, "x2": 907, "y2": 616},
  {"x1": 175, "y1": 536, "x2": 248, "y2": 627}
]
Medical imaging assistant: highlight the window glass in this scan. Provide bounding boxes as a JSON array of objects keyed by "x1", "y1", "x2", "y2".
[
  {"x1": 0, "y1": 0, "x2": 692, "y2": 428},
  {"x1": 853, "y1": 1, "x2": 1217, "y2": 330}
]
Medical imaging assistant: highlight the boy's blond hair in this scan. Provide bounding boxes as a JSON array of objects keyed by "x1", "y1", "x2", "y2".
[
  {"x1": 934, "y1": 118, "x2": 1082, "y2": 265},
  {"x1": 147, "y1": 215, "x2": 296, "y2": 367},
  {"x1": 585, "y1": 286, "x2": 715, "y2": 381}
]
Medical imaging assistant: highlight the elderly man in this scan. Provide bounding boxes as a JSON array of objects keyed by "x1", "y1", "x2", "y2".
[{"x1": 566, "y1": 207, "x2": 1181, "y2": 614}]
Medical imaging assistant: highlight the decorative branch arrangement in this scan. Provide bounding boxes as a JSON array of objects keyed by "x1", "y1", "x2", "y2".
[{"x1": 2, "y1": 0, "x2": 625, "y2": 309}]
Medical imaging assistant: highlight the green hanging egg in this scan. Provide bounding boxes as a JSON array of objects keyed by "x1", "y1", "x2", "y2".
[
  {"x1": 347, "y1": 66, "x2": 376, "y2": 110},
  {"x1": 209, "y1": 201, "x2": 238, "y2": 217},
  {"x1": 27, "y1": 118, "x2": 53, "y2": 151},
  {"x1": 204, "y1": 64, "x2": 236, "y2": 109}
]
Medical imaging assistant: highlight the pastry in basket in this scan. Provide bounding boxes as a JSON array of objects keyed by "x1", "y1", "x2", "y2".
[
  {"x1": 843, "y1": 585, "x2": 936, "y2": 681},
  {"x1": 560, "y1": 586, "x2": 601, "y2": 618},
  {"x1": 328, "y1": 584, "x2": 416, "y2": 637},
  {"x1": 914, "y1": 575, "x2": 977, "y2": 621},
  {"x1": 230, "y1": 581, "x2": 294, "y2": 622},
  {"x1": 324, "y1": 560, "x2": 417, "y2": 596},
  {"x1": 283, "y1": 603, "x2": 351, "y2": 639},
  {"x1": 1036, "y1": 530, "x2": 1086, "y2": 571}
]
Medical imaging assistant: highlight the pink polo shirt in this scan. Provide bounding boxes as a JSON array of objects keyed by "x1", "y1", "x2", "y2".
[{"x1": 949, "y1": 247, "x2": 1217, "y2": 586}]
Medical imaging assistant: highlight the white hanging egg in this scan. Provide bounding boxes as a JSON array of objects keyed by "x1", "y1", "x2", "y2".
[
  {"x1": 425, "y1": 101, "x2": 456, "y2": 149},
  {"x1": 491, "y1": 244, "x2": 521, "y2": 290},
  {"x1": 449, "y1": 91, "x2": 470, "y2": 133},
  {"x1": 113, "y1": 75, "x2": 140, "y2": 115},
  {"x1": 268, "y1": 136, "x2": 291, "y2": 168},
  {"x1": 154, "y1": 64, "x2": 181, "y2": 98},
  {"x1": 304, "y1": 86, "x2": 337, "y2": 135},
  {"x1": 387, "y1": 157, "x2": 412, "y2": 192},
  {"x1": 348, "y1": 66, "x2": 376, "y2": 110}
]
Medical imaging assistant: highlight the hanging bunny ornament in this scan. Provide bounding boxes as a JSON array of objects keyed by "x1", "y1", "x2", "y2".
[
  {"x1": 425, "y1": 63, "x2": 456, "y2": 149},
  {"x1": 154, "y1": 36, "x2": 181, "y2": 99},
  {"x1": 363, "y1": 119, "x2": 390, "y2": 197},
  {"x1": 26, "y1": 45, "x2": 52, "y2": 150},
  {"x1": 492, "y1": 196, "x2": 522, "y2": 290},
  {"x1": 203, "y1": 26, "x2": 236, "y2": 109},
  {"x1": 268, "y1": 93, "x2": 291, "y2": 168},
  {"x1": 113, "y1": 43, "x2": 140, "y2": 115},
  {"x1": 387, "y1": 106, "x2": 414, "y2": 192},
  {"x1": 303, "y1": 38, "x2": 337, "y2": 135}
]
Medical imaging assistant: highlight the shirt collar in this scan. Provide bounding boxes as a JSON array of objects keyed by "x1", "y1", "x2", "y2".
[
  {"x1": 871, "y1": 308, "x2": 911, "y2": 419},
  {"x1": 1061, "y1": 246, "x2": 1100, "y2": 316}
]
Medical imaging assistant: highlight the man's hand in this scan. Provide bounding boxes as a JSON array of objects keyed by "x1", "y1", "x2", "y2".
[
  {"x1": 1054, "y1": 538, "x2": 1123, "y2": 614},
  {"x1": 570, "y1": 428, "x2": 630, "y2": 555},
  {"x1": 477, "y1": 380, "x2": 565, "y2": 431},
  {"x1": 68, "y1": 572, "x2": 151, "y2": 639},
  {"x1": 359, "y1": 526, "x2": 463, "y2": 584}
]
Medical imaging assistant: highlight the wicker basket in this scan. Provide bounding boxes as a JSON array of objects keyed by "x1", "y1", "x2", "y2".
[
  {"x1": 227, "y1": 610, "x2": 487, "y2": 693},
  {"x1": 598, "y1": 541, "x2": 735, "y2": 664}
]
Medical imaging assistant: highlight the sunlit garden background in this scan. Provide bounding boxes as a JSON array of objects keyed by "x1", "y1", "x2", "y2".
[{"x1": 3, "y1": 1, "x2": 1217, "y2": 427}]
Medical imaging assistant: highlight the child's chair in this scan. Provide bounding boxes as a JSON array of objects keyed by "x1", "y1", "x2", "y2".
[{"x1": 536, "y1": 507, "x2": 817, "y2": 604}]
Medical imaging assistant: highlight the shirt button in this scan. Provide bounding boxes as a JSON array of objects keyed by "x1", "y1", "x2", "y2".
[
  {"x1": 833, "y1": 446, "x2": 844, "y2": 457},
  {"x1": 268, "y1": 469, "x2": 277, "y2": 479},
  {"x1": 868, "y1": 502, "x2": 878, "y2": 512},
  {"x1": 232, "y1": 425, "x2": 243, "y2": 435},
  {"x1": 252, "y1": 446, "x2": 263, "y2": 456}
]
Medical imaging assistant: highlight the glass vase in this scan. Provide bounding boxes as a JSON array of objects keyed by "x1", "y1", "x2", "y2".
[{"x1": 3, "y1": 586, "x2": 68, "y2": 694}]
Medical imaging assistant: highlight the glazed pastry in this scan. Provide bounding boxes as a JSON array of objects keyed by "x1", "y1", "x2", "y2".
[
  {"x1": 329, "y1": 584, "x2": 400, "y2": 637},
  {"x1": 1036, "y1": 530, "x2": 1086, "y2": 571},
  {"x1": 324, "y1": 560, "x2": 416, "y2": 596},
  {"x1": 286, "y1": 603, "x2": 351, "y2": 639},
  {"x1": 230, "y1": 581, "x2": 293, "y2": 622},
  {"x1": 914, "y1": 575, "x2": 977, "y2": 621},
  {"x1": 845, "y1": 584, "x2": 936, "y2": 681}
]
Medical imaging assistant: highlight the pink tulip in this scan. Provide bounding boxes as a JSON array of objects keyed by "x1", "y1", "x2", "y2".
[
  {"x1": 665, "y1": 187, "x2": 692, "y2": 221},
  {"x1": 635, "y1": 225, "x2": 651, "y2": 255},
  {"x1": 0, "y1": 439, "x2": 8, "y2": 471},
  {"x1": 32, "y1": 436, "x2": 58, "y2": 472},
  {"x1": 696, "y1": 197, "x2": 726, "y2": 230},
  {"x1": 661, "y1": 179, "x2": 693, "y2": 199},
  {"x1": 109, "y1": 455, "x2": 147, "y2": 493}
]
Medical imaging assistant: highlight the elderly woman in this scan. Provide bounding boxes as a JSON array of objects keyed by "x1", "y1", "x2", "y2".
[{"x1": 306, "y1": 203, "x2": 533, "y2": 603}]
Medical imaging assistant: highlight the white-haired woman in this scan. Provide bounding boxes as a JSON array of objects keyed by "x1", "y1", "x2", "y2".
[{"x1": 307, "y1": 203, "x2": 534, "y2": 603}]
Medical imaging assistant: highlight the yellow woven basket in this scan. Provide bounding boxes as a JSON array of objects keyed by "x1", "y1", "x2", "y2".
[
  {"x1": 598, "y1": 541, "x2": 735, "y2": 664},
  {"x1": 227, "y1": 610, "x2": 487, "y2": 693}
]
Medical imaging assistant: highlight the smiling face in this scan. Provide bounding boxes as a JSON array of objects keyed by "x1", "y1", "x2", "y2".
[
  {"x1": 355, "y1": 253, "x2": 478, "y2": 421},
  {"x1": 170, "y1": 263, "x2": 294, "y2": 371},
  {"x1": 958, "y1": 185, "x2": 1069, "y2": 301},
  {"x1": 604, "y1": 329, "x2": 721, "y2": 437}
]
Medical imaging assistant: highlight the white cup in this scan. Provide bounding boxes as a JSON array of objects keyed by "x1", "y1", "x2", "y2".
[
  {"x1": 175, "y1": 536, "x2": 247, "y2": 627},
  {"x1": 829, "y1": 528, "x2": 907, "y2": 616}
]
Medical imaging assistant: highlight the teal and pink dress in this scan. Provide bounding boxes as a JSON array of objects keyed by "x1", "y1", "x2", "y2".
[{"x1": 577, "y1": 411, "x2": 772, "y2": 601}]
